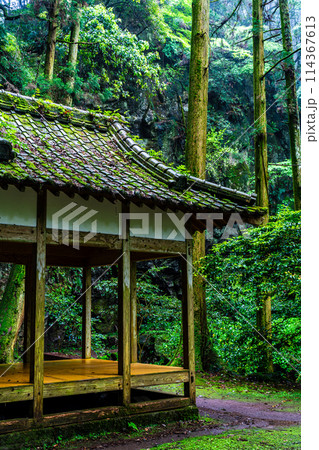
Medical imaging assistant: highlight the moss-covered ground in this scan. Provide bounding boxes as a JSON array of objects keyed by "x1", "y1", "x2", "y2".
[
  {"x1": 151, "y1": 372, "x2": 301, "y2": 412},
  {"x1": 146, "y1": 427, "x2": 301, "y2": 449}
]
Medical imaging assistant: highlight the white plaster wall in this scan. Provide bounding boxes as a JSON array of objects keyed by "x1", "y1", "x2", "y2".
[
  {"x1": 130, "y1": 204, "x2": 186, "y2": 241},
  {"x1": 0, "y1": 187, "x2": 186, "y2": 241},
  {"x1": 47, "y1": 192, "x2": 121, "y2": 235},
  {"x1": 0, "y1": 186, "x2": 37, "y2": 226}
]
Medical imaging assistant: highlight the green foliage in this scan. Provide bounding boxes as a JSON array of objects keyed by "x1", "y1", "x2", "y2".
[
  {"x1": 136, "y1": 275, "x2": 181, "y2": 365},
  {"x1": 201, "y1": 208, "x2": 301, "y2": 379},
  {"x1": 127, "y1": 421, "x2": 139, "y2": 431},
  {"x1": 161, "y1": 0, "x2": 192, "y2": 55},
  {"x1": 45, "y1": 267, "x2": 107, "y2": 355},
  {"x1": 268, "y1": 161, "x2": 294, "y2": 210},
  {"x1": 151, "y1": 427, "x2": 301, "y2": 449},
  {"x1": 147, "y1": 147, "x2": 190, "y2": 176},
  {"x1": 0, "y1": 29, "x2": 32, "y2": 90},
  {"x1": 68, "y1": 4, "x2": 161, "y2": 103},
  {"x1": 206, "y1": 127, "x2": 250, "y2": 188}
]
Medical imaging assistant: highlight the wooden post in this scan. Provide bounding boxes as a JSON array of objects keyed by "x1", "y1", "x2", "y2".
[
  {"x1": 130, "y1": 261, "x2": 138, "y2": 363},
  {"x1": 82, "y1": 266, "x2": 92, "y2": 359},
  {"x1": 181, "y1": 239, "x2": 196, "y2": 404},
  {"x1": 118, "y1": 203, "x2": 131, "y2": 406},
  {"x1": 30, "y1": 189, "x2": 47, "y2": 419},
  {"x1": 23, "y1": 263, "x2": 34, "y2": 364}
]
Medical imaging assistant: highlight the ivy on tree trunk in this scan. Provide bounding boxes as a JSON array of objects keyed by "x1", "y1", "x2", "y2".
[
  {"x1": 63, "y1": 2, "x2": 82, "y2": 106},
  {"x1": 44, "y1": 0, "x2": 61, "y2": 81},
  {"x1": 253, "y1": 0, "x2": 269, "y2": 221},
  {"x1": 186, "y1": 0, "x2": 216, "y2": 371},
  {"x1": 253, "y1": 0, "x2": 273, "y2": 374},
  {"x1": 279, "y1": 0, "x2": 301, "y2": 211},
  {"x1": 0, "y1": 264, "x2": 25, "y2": 364}
]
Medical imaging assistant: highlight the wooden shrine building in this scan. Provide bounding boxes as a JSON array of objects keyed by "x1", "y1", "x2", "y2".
[{"x1": 0, "y1": 91, "x2": 264, "y2": 437}]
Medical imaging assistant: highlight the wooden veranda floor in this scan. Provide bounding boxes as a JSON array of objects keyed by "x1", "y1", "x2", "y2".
[
  {"x1": 0, "y1": 359, "x2": 193, "y2": 434},
  {"x1": 0, "y1": 359, "x2": 186, "y2": 388}
]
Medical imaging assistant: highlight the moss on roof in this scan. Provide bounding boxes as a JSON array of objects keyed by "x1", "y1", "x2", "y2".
[{"x1": 0, "y1": 91, "x2": 263, "y2": 219}]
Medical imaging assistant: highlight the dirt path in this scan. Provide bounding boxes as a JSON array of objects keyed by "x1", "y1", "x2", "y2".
[
  {"x1": 197, "y1": 397, "x2": 300, "y2": 427},
  {"x1": 70, "y1": 397, "x2": 300, "y2": 449}
]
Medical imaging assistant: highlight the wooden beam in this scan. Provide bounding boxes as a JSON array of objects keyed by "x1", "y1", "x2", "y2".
[
  {"x1": 82, "y1": 266, "x2": 92, "y2": 359},
  {"x1": 30, "y1": 189, "x2": 47, "y2": 420},
  {"x1": 0, "y1": 397, "x2": 191, "y2": 434},
  {"x1": 0, "y1": 224, "x2": 36, "y2": 244},
  {"x1": 0, "y1": 385, "x2": 33, "y2": 403},
  {"x1": 43, "y1": 377, "x2": 122, "y2": 398},
  {"x1": 130, "y1": 261, "x2": 138, "y2": 363},
  {"x1": 118, "y1": 203, "x2": 131, "y2": 406},
  {"x1": 130, "y1": 236, "x2": 186, "y2": 254},
  {"x1": 181, "y1": 240, "x2": 196, "y2": 404},
  {"x1": 126, "y1": 396, "x2": 191, "y2": 414},
  {"x1": 0, "y1": 225, "x2": 186, "y2": 254},
  {"x1": 47, "y1": 230, "x2": 122, "y2": 249},
  {"x1": 131, "y1": 371, "x2": 189, "y2": 388}
]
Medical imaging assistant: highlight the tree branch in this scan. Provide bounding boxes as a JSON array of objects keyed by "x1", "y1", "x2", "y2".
[
  {"x1": 136, "y1": 26, "x2": 149, "y2": 37},
  {"x1": 265, "y1": 27, "x2": 281, "y2": 32},
  {"x1": 0, "y1": 5, "x2": 47, "y2": 22},
  {"x1": 56, "y1": 39, "x2": 99, "y2": 46},
  {"x1": 263, "y1": 48, "x2": 301, "y2": 78},
  {"x1": 263, "y1": 33, "x2": 281, "y2": 42},
  {"x1": 234, "y1": 34, "x2": 253, "y2": 45},
  {"x1": 235, "y1": 28, "x2": 282, "y2": 45},
  {"x1": 212, "y1": 0, "x2": 244, "y2": 35},
  {"x1": 0, "y1": 5, "x2": 21, "y2": 20},
  {"x1": 262, "y1": 0, "x2": 277, "y2": 6}
]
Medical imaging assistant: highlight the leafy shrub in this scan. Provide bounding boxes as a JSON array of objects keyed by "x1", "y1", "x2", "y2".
[{"x1": 202, "y1": 207, "x2": 301, "y2": 379}]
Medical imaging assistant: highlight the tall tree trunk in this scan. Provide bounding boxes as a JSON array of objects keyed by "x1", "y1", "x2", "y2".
[
  {"x1": 185, "y1": 0, "x2": 212, "y2": 371},
  {"x1": 185, "y1": 0, "x2": 209, "y2": 176},
  {"x1": 44, "y1": 0, "x2": 60, "y2": 81},
  {"x1": 256, "y1": 293, "x2": 273, "y2": 373},
  {"x1": 279, "y1": 0, "x2": 301, "y2": 210},
  {"x1": 63, "y1": 2, "x2": 82, "y2": 106},
  {"x1": 253, "y1": 0, "x2": 269, "y2": 221},
  {"x1": 253, "y1": 0, "x2": 273, "y2": 374},
  {"x1": 0, "y1": 265, "x2": 25, "y2": 364}
]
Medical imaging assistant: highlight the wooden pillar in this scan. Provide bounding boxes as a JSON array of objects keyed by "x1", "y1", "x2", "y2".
[
  {"x1": 82, "y1": 266, "x2": 92, "y2": 359},
  {"x1": 181, "y1": 239, "x2": 196, "y2": 404},
  {"x1": 23, "y1": 263, "x2": 33, "y2": 364},
  {"x1": 118, "y1": 203, "x2": 131, "y2": 406},
  {"x1": 130, "y1": 261, "x2": 138, "y2": 363},
  {"x1": 30, "y1": 189, "x2": 47, "y2": 419}
]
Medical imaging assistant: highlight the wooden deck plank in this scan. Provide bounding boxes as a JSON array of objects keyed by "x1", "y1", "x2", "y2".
[{"x1": 0, "y1": 359, "x2": 185, "y2": 389}]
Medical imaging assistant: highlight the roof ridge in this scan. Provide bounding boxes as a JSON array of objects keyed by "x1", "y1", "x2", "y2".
[{"x1": 111, "y1": 121, "x2": 256, "y2": 206}]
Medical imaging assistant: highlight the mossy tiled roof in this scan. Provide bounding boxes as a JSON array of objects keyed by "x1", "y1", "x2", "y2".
[{"x1": 0, "y1": 91, "x2": 263, "y2": 221}]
